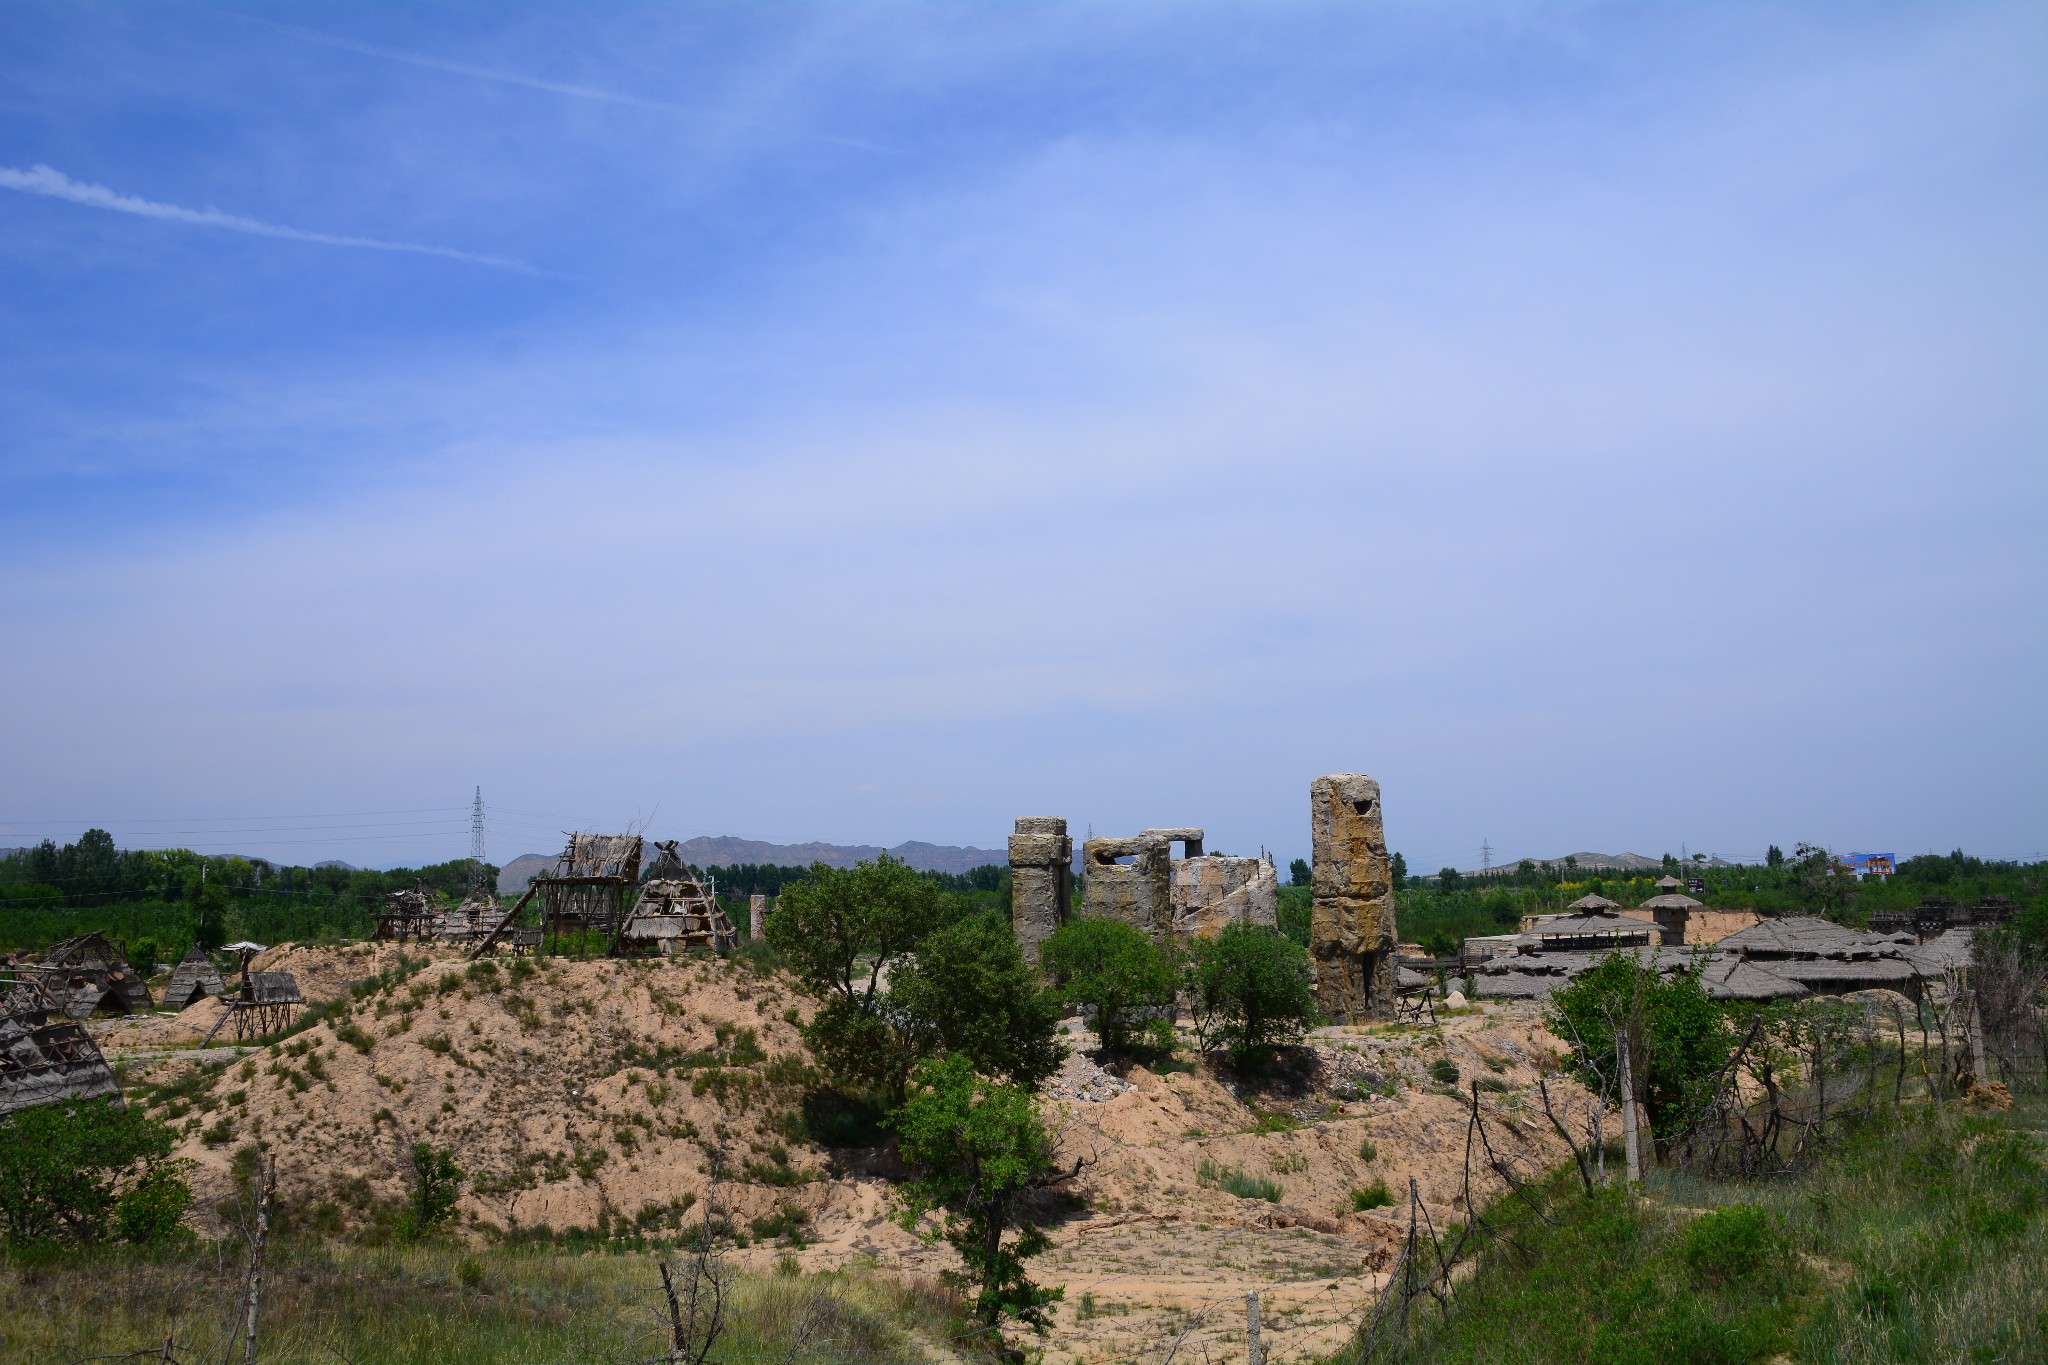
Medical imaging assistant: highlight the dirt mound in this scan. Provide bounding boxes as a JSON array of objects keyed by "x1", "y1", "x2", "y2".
[
  {"x1": 105, "y1": 945, "x2": 1582, "y2": 1364},
  {"x1": 118, "y1": 949, "x2": 831, "y2": 1239}
]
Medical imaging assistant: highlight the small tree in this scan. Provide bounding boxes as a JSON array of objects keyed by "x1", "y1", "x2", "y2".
[
  {"x1": 1547, "y1": 951, "x2": 1730, "y2": 1157},
  {"x1": 0, "y1": 1098, "x2": 191, "y2": 1246},
  {"x1": 400, "y1": 1141, "x2": 463, "y2": 1241},
  {"x1": 769, "y1": 858, "x2": 1061, "y2": 1104},
  {"x1": 1039, "y1": 917, "x2": 1177, "y2": 1056},
  {"x1": 1185, "y1": 923, "x2": 1317, "y2": 1070},
  {"x1": 890, "y1": 912, "x2": 1065, "y2": 1091},
  {"x1": 893, "y1": 1054, "x2": 1064, "y2": 1332},
  {"x1": 1288, "y1": 858, "x2": 1311, "y2": 888}
]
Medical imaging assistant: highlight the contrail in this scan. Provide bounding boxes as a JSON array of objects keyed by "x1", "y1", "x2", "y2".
[
  {"x1": 0, "y1": 163, "x2": 535, "y2": 272},
  {"x1": 222, "y1": 10, "x2": 906, "y2": 157}
]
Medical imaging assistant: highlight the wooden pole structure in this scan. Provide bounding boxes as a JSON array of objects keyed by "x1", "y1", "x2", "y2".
[
  {"x1": 1617, "y1": 1025, "x2": 1642, "y2": 1184},
  {"x1": 1245, "y1": 1290, "x2": 1263, "y2": 1365}
]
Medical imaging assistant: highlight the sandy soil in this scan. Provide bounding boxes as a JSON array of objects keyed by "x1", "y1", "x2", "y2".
[{"x1": 97, "y1": 947, "x2": 1579, "y2": 1364}]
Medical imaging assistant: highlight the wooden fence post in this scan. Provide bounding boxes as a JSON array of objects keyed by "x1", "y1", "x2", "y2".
[{"x1": 1245, "y1": 1290, "x2": 1263, "y2": 1365}]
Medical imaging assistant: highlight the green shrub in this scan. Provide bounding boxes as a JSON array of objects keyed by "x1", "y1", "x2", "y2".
[
  {"x1": 1430, "y1": 1058, "x2": 1461, "y2": 1085},
  {"x1": 1351, "y1": 1180, "x2": 1396, "y2": 1211},
  {"x1": 1681, "y1": 1204, "x2": 1778, "y2": 1285},
  {"x1": 1197, "y1": 1158, "x2": 1282, "y2": 1203},
  {"x1": 1357, "y1": 1137, "x2": 1379, "y2": 1162},
  {"x1": 1185, "y1": 923, "x2": 1317, "y2": 1070},
  {"x1": 1039, "y1": 916, "x2": 1177, "y2": 1056},
  {"x1": 0, "y1": 1098, "x2": 191, "y2": 1246},
  {"x1": 399, "y1": 1142, "x2": 464, "y2": 1242}
]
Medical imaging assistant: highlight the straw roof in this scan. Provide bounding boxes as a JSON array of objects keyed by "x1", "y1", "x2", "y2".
[
  {"x1": 161, "y1": 946, "x2": 227, "y2": 1012},
  {"x1": 0, "y1": 973, "x2": 121, "y2": 1117},
  {"x1": 1655, "y1": 875, "x2": 1684, "y2": 890},
  {"x1": 1565, "y1": 893, "x2": 1619, "y2": 911},
  {"x1": 1640, "y1": 892, "x2": 1705, "y2": 911}
]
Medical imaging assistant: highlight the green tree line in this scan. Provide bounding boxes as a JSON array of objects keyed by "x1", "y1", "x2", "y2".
[{"x1": 0, "y1": 829, "x2": 490, "y2": 959}]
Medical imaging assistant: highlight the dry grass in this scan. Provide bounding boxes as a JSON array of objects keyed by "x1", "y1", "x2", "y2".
[{"x1": 0, "y1": 1239, "x2": 978, "y2": 1365}]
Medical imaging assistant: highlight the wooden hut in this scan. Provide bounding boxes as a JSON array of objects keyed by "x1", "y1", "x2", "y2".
[
  {"x1": 374, "y1": 878, "x2": 439, "y2": 941},
  {"x1": 0, "y1": 971, "x2": 121, "y2": 1117},
  {"x1": 539, "y1": 832, "x2": 643, "y2": 937},
  {"x1": 160, "y1": 946, "x2": 228, "y2": 1011},
  {"x1": 198, "y1": 962, "x2": 304, "y2": 1045},
  {"x1": 1532, "y1": 911, "x2": 1654, "y2": 953},
  {"x1": 34, "y1": 932, "x2": 153, "y2": 1018},
  {"x1": 1639, "y1": 891, "x2": 1706, "y2": 946},
  {"x1": 616, "y1": 840, "x2": 736, "y2": 955}
]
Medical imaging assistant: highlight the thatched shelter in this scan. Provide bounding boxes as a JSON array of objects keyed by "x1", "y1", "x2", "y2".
[
  {"x1": 34, "y1": 932, "x2": 153, "y2": 1018},
  {"x1": 1532, "y1": 912, "x2": 1655, "y2": 952},
  {"x1": 1565, "y1": 892, "x2": 1620, "y2": 912},
  {"x1": 160, "y1": 946, "x2": 227, "y2": 1011},
  {"x1": 540, "y1": 832, "x2": 644, "y2": 936},
  {"x1": 617, "y1": 840, "x2": 736, "y2": 954},
  {"x1": 0, "y1": 972, "x2": 121, "y2": 1117}
]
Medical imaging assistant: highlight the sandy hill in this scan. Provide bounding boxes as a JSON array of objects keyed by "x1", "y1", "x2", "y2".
[{"x1": 102, "y1": 947, "x2": 1579, "y2": 1364}]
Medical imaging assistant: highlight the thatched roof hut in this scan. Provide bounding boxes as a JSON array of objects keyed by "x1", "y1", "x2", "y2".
[
  {"x1": 0, "y1": 973, "x2": 121, "y2": 1117},
  {"x1": 161, "y1": 946, "x2": 227, "y2": 1011},
  {"x1": 244, "y1": 972, "x2": 303, "y2": 1007},
  {"x1": 35, "y1": 932, "x2": 153, "y2": 1018},
  {"x1": 1533, "y1": 912, "x2": 1655, "y2": 952},
  {"x1": 1565, "y1": 893, "x2": 1620, "y2": 912}
]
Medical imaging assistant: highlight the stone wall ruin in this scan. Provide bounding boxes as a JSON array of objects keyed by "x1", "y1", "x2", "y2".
[
  {"x1": 1310, "y1": 773, "x2": 1398, "y2": 1022},
  {"x1": 1170, "y1": 853, "x2": 1279, "y2": 941}
]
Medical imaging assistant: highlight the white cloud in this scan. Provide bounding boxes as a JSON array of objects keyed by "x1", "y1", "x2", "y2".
[{"x1": 0, "y1": 163, "x2": 533, "y2": 272}]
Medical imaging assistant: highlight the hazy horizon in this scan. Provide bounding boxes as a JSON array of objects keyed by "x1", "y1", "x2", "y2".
[{"x1": 4, "y1": 3, "x2": 2043, "y2": 874}]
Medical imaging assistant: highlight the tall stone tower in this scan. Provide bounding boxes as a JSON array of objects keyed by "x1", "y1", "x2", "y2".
[
  {"x1": 1310, "y1": 774, "x2": 1397, "y2": 1022},
  {"x1": 1009, "y1": 817, "x2": 1072, "y2": 967}
]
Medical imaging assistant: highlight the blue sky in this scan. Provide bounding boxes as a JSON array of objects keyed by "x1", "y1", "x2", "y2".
[{"x1": 2, "y1": 2, "x2": 2043, "y2": 872}]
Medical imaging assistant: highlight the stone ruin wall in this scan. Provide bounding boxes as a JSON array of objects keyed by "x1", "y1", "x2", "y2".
[
  {"x1": 1009, "y1": 816, "x2": 1073, "y2": 966},
  {"x1": 1170, "y1": 854, "x2": 1279, "y2": 941},
  {"x1": 1080, "y1": 834, "x2": 1173, "y2": 939},
  {"x1": 1310, "y1": 773, "x2": 1398, "y2": 1022}
]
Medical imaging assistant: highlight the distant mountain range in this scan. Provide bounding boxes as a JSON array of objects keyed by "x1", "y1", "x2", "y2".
[
  {"x1": 1455, "y1": 850, "x2": 1738, "y2": 877},
  {"x1": 496, "y1": 836, "x2": 1008, "y2": 895}
]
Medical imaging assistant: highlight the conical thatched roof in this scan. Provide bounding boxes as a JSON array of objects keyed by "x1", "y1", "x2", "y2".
[
  {"x1": 1655, "y1": 875, "x2": 1684, "y2": 890},
  {"x1": 162, "y1": 946, "x2": 227, "y2": 1011},
  {"x1": 0, "y1": 973, "x2": 121, "y2": 1116},
  {"x1": 1566, "y1": 893, "x2": 1620, "y2": 911}
]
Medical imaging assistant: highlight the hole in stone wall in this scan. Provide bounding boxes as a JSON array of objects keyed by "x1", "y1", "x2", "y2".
[{"x1": 1352, "y1": 799, "x2": 1375, "y2": 816}]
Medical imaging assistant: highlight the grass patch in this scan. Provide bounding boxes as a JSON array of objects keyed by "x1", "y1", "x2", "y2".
[
  {"x1": 0, "y1": 1240, "x2": 973, "y2": 1364},
  {"x1": 1350, "y1": 1180, "x2": 1396, "y2": 1212},
  {"x1": 1197, "y1": 1158, "x2": 1283, "y2": 1203},
  {"x1": 1363, "y1": 1093, "x2": 2048, "y2": 1364}
]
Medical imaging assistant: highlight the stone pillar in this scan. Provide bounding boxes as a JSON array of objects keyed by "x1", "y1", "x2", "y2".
[
  {"x1": 1310, "y1": 774, "x2": 1397, "y2": 1023},
  {"x1": 749, "y1": 893, "x2": 767, "y2": 941},
  {"x1": 1081, "y1": 835, "x2": 1172, "y2": 939},
  {"x1": 1009, "y1": 817, "x2": 1072, "y2": 966}
]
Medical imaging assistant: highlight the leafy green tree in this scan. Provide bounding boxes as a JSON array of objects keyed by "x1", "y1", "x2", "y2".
[
  {"x1": 400, "y1": 1142, "x2": 464, "y2": 1241},
  {"x1": 1185, "y1": 923, "x2": 1318, "y2": 1070},
  {"x1": 1288, "y1": 858, "x2": 1311, "y2": 887},
  {"x1": 0, "y1": 1098, "x2": 190, "y2": 1246},
  {"x1": 768, "y1": 858, "x2": 1060, "y2": 1103},
  {"x1": 891, "y1": 912, "x2": 1064, "y2": 1090},
  {"x1": 1390, "y1": 851, "x2": 1409, "y2": 887},
  {"x1": 1547, "y1": 952, "x2": 1731, "y2": 1155},
  {"x1": 1039, "y1": 917, "x2": 1176, "y2": 1055},
  {"x1": 1765, "y1": 845, "x2": 1784, "y2": 868},
  {"x1": 893, "y1": 1054, "x2": 1065, "y2": 1332},
  {"x1": 1438, "y1": 866, "x2": 1464, "y2": 892}
]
